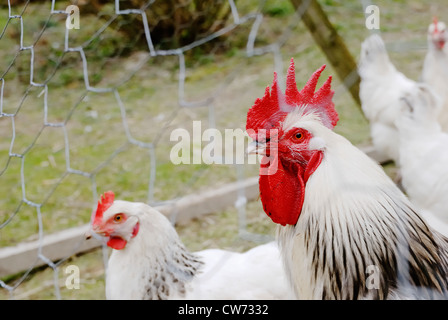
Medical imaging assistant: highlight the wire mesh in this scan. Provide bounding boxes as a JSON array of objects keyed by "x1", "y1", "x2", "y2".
[{"x1": 0, "y1": 0, "x2": 442, "y2": 300}]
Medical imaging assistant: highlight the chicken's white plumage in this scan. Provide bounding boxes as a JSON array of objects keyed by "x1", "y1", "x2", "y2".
[
  {"x1": 358, "y1": 34, "x2": 439, "y2": 163},
  {"x1": 395, "y1": 92, "x2": 448, "y2": 231},
  {"x1": 422, "y1": 19, "x2": 448, "y2": 132},
  {"x1": 94, "y1": 200, "x2": 290, "y2": 300}
]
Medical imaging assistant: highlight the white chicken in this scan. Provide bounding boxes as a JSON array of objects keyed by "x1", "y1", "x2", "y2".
[
  {"x1": 88, "y1": 191, "x2": 290, "y2": 300},
  {"x1": 422, "y1": 17, "x2": 448, "y2": 132},
  {"x1": 246, "y1": 59, "x2": 448, "y2": 299},
  {"x1": 358, "y1": 33, "x2": 438, "y2": 163},
  {"x1": 395, "y1": 88, "x2": 448, "y2": 232}
]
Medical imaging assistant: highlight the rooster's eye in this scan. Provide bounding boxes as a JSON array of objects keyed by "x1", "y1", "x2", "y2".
[
  {"x1": 293, "y1": 132, "x2": 303, "y2": 141},
  {"x1": 114, "y1": 214, "x2": 124, "y2": 222}
]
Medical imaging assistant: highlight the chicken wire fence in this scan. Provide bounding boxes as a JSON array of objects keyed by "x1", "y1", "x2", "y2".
[{"x1": 0, "y1": 0, "x2": 438, "y2": 300}]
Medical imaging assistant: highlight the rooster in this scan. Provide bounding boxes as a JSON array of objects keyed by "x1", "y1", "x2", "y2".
[
  {"x1": 88, "y1": 191, "x2": 290, "y2": 300},
  {"x1": 246, "y1": 58, "x2": 448, "y2": 299},
  {"x1": 395, "y1": 89, "x2": 448, "y2": 232},
  {"x1": 358, "y1": 33, "x2": 438, "y2": 163},
  {"x1": 422, "y1": 17, "x2": 448, "y2": 132}
]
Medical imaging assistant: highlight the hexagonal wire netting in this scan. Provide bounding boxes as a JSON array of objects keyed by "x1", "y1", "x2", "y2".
[{"x1": 2, "y1": 0, "x2": 438, "y2": 299}]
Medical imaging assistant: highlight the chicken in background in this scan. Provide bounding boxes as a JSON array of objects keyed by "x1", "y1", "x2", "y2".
[
  {"x1": 395, "y1": 88, "x2": 448, "y2": 234},
  {"x1": 88, "y1": 191, "x2": 290, "y2": 300},
  {"x1": 422, "y1": 17, "x2": 448, "y2": 132},
  {"x1": 246, "y1": 59, "x2": 448, "y2": 299},
  {"x1": 358, "y1": 33, "x2": 439, "y2": 164}
]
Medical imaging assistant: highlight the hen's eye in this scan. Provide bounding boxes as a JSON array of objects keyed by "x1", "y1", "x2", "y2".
[{"x1": 114, "y1": 214, "x2": 124, "y2": 222}]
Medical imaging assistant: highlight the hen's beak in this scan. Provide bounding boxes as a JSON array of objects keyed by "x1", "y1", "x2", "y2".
[
  {"x1": 85, "y1": 230, "x2": 92, "y2": 240},
  {"x1": 85, "y1": 225, "x2": 107, "y2": 240}
]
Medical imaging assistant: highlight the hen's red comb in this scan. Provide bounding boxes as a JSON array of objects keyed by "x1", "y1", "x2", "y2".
[
  {"x1": 246, "y1": 58, "x2": 338, "y2": 137},
  {"x1": 93, "y1": 191, "x2": 115, "y2": 226},
  {"x1": 434, "y1": 16, "x2": 439, "y2": 32}
]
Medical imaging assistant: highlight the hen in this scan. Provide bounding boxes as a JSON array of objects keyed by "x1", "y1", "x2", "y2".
[
  {"x1": 422, "y1": 17, "x2": 448, "y2": 132},
  {"x1": 88, "y1": 191, "x2": 290, "y2": 300},
  {"x1": 246, "y1": 59, "x2": 448, "y2": 299},
  {"x1": 395, "y1": 88, "x2": 448, "y2": 232},
  {"x1": 358, "y1": 33, "x2": 438, "y2": 163}
]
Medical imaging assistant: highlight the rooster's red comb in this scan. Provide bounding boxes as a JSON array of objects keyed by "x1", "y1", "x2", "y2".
[
  {"x1": 93, "y1": 191, "x2": 115, "y2": 226},
  {"x1": 246, "y1": 58, "x2": 338, "y2": 137}
]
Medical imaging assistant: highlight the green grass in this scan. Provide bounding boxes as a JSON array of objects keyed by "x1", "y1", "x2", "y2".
[{"x1": 1, "y1": 0, "x2": 447, "y2": 299}]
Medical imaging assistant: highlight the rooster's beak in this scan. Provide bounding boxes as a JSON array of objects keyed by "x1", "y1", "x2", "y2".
[
  {"x1": 247, "y1": 140, "x2": 269, "y2": 157},
  {"x1": 246, "y1": 141, "x2": 260, "y2": 155}
]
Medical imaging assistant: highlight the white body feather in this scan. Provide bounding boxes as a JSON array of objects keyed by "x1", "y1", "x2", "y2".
[
  {"x1": 395, "y1": 99, "x2": 448, "y2": 230},
  {"x1": 358, "y1": 34, "x2": 439, "y2": 163},
  {"x1": 422, "y1": 21, "x2": 448, "y2": 132},
  {"x1": 104, "y1": 201, "x2": 291, "y2": 300}
]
